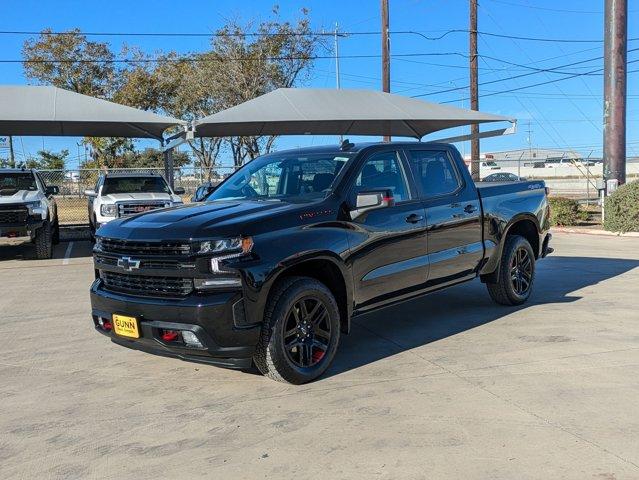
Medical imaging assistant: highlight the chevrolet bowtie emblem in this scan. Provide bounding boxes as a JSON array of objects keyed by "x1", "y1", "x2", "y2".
[{"x1": 117, "y1": 256, "x2": 141, "y2": 272}]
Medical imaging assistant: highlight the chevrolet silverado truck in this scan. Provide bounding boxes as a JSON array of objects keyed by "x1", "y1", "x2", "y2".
[
  {"x1": 0, "y1": 168, "x2": 60, "y2": 259},
  {"x1": 90, "y1": 142, "x2": 552, "y2": 384},
  {"x1": 85, "y1": 172, "x2": 185, "y2": 236}
]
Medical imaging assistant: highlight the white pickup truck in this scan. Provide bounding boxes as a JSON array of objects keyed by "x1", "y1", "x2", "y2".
[
  {"x1": 0, "y1": 168, "x2": 60, "y2": 259},
  {"x1": 85, "y1": 172, "x2": 184, "y2": 234}
]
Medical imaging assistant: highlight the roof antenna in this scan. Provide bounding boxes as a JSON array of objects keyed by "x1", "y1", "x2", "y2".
[{"x1": 340, "y1": 138, "x2": 354, "y2": 151}]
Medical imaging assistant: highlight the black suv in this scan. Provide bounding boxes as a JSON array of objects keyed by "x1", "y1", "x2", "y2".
[{"x1": 91, "y1": 142, "x2": 551, "y2": 383}]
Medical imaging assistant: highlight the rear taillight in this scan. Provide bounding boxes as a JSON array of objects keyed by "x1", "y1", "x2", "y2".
[{"x1": 545, "y1": 187, "x2": 550, "y2": 196}]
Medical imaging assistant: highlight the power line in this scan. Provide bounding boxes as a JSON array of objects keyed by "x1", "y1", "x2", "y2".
[
  {"x1": 438, "y1": 55, "x2": 639, "y2": 103},
  {"x1": 483, "y1": 0, "x2": 639, "y2": 15},
  {"x1": 414, "y1": 48, "x2": 639, "y2": 97},
  {"x1": 2, "y1": 28, "x2": 638, "y2": 44}
]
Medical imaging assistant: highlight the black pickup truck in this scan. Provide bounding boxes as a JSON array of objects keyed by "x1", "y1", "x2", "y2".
[{"x1": 91, "y1": 142, "x2": 552, "y2": 384}]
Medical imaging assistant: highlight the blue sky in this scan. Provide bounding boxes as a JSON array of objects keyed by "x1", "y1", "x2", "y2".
[{"x1": 1, "y1": 0, "x2": 637, "y2": 168}]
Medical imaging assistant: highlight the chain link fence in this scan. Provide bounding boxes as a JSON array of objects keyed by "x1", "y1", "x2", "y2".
[
  {"x1": 41, "y1": 160, "x2": 639, "y2": 225},
  {"x1": 40, "y1": 167, "x2": 237, "y2": 225}
]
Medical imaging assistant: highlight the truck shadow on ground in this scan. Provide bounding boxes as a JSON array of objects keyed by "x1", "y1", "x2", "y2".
[
  {"x1": 0, "y1": 239, "x2": 93, "y2": 261},
  {"x1": 326, "y1": 255, "x2": 639, "y2": 379}
]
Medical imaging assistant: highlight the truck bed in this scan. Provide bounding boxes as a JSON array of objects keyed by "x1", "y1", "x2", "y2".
[{"x1": 475, "y1": 180, "x2": 546, "y2": 199}]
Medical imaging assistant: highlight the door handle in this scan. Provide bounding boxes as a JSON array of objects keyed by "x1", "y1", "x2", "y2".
[
  {"x1": 405, "y1": 213, "x2": 424, "y2": 224},
  {"x1": 464, "y1": 204, "x2": 478, "y2": 214}
]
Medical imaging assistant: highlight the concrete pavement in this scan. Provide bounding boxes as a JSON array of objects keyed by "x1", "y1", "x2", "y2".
[{"x1": 0, "y1": 233, "x2": 638, "y2": 479}]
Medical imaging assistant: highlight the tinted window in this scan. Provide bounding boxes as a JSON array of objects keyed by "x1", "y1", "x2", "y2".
[
  {"x1": 102, "y1": 176, "x2": 170, "y2": 195},
  {"x1": 354, "y1": 151, "x2": 410, "y2": 202},
  {"x1": 408, "y1": 150, "x2": 461, "y2": 197},
  {"x1": 209, "y1": 152, "x2": 352, "y2": 202},
  {"x1": 0, "y1": 172, "x2": 37, "y2": 196}
]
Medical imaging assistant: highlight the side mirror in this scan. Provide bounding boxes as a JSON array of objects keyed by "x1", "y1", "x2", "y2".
[
  {"x1": 173, "y1": 186, "x2": 186, "y2": 195},
  {"x1": 46, "y1": 185, "x2": 59, "y2": 195},
  {"x1": 351, "y1": 189, "x2": 394, "y2": 220},
  {"x1": 84, "y1": 189, "x2": 96, "y2": 197}
]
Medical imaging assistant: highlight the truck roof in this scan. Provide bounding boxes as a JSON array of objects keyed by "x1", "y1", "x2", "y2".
[
  {"x1": 0, "y1": 168, "x2": 35, "y2": 174},
  {"x1": 103, "y1": 172, "x2": 164, "y2": 178},
  {"x1": 272, "y1": 141, "x2": 454, "y2": 156}
]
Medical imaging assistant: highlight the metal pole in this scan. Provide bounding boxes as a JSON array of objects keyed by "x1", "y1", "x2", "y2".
[
  {"x1": 381, "y1": 0, "x2": 391, "y2": 142},
  {"x1": 469, "y1": 0, "x2": 480, "y2": 181},
  {"x1": 335, "y1": 23, "x2": 343, "y2": 144},
  {"x1": 603, "y1": 0, "x2": 627, "y2": 187},
  {"x1": 8, "y1": 135, "x2": 15, "y2": 168}
]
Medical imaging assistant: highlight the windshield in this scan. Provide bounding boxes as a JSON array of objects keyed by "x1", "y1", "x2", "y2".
[
  {"x1": 102, "y1": 176, "x2": 171, "y2": 195},
  {"x1": 208, "y1": 152, "x2": 354, "y2": 202},
  {"x1": 0, "y1": 172, "x2": 37, "y2": 196}
]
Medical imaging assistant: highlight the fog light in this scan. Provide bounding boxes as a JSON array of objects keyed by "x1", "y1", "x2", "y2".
[
  {"x1": 161, "y1": 330, "x2": 180, "y2": 342},
  {"x1": 98, "y1": 317, "x2": 112, "y2": 331},
  {"x1": 181, "y1": 330, "x2": 203, "y2": 348}
]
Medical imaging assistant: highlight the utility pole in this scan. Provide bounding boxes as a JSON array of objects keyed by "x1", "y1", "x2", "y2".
[
  {"x1": 8, "y1": 136, "x2": 15, "y2": 168},
  {"x1": 335, "y1": 22, "x2": 343, "y2": 143},
  {"x1": 381, "y1": 0, "x2": 391, "y2": 141},
  {"x1": 469, "y1": 0, "x2": 480, "y2": 181},
  {"x1": 603, "y1": 0, "x2": 627, "y2": 188}
]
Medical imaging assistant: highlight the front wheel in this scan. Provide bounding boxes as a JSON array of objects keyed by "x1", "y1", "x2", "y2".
[
  {"x1": 254, "y1": 277, "x2": 341, "y2": 384},
  {"x1": 486, "y1": 235, "x2": 535, "y2": 306},
  {"x1": 33, "y1": 221, "x2": 53, "y2": 260}
]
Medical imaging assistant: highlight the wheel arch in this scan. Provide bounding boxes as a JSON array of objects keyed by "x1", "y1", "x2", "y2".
[
  {"x1": 481, "y1": 213, "x2": 541, "y2": 282},
  {"x1": 265, "y1": 254, "x2": 352, "y2": 334}
]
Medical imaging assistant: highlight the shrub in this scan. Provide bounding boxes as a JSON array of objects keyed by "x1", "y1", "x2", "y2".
[
  {"x1": 603, "y1": 180, "x2": 639, "y2": 233},
  {"x1": 549, "y1": 197, "x2": 586, "y2": 226}
]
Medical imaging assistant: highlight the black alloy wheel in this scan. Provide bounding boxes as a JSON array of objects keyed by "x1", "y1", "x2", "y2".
[
  {"x1": 486, "y1": 234, "x2": 536, "y2": 306},
  {"x1": 254, "y1": 276, "x2": 341, "y2": 384},
  {"x1": 282, "y1": 296, "x2": 331, "y2": 368},
  {"x1": 510, "y1": 247, "x2": 533, "y2": 296}
]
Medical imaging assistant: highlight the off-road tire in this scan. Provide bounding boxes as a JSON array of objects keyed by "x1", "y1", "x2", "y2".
[
  {"x1": 253, "y1": 276, "x2": 341, "y2": 384},
  {"x1": 34, "y1": 221, "x2": 53, "y2": 260},
  {"x1": 487, "y1": 235, "x2": 535, "y2": 306}
]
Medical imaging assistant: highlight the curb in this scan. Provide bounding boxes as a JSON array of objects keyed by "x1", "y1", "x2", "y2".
[{"x1": 552, "y1": 227, "x2": 639, "y2": 238}]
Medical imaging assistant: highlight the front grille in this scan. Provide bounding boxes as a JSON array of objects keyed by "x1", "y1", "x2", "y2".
[
  {"x1": 100, "y1": 238, "x2": 192, "y2": 257},
  {"x1": 117, "y1": 202, "x2": 167, "y2": 218},
  {"x1": 95, "y1": 254, "x2": 186, "y2": 270},
  {"x1": 100, "y1": 271, "x2": 193, "y2": 297},
  {"x1": 0, "y1": 205, "x2": 28, "y2": 224}
]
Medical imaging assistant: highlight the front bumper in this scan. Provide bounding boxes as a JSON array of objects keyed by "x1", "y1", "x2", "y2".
[
  {"x1": 90, "y1": 279, "x2": 261, "y2": 369},
  {"x1": 0, "y1": 219, "x2": 45, "y2": 242}
]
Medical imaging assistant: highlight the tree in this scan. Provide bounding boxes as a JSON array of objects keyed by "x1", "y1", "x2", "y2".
[
  {"x1": 21, "y1": 9, "x2": 321, "y2": 173},
  {"x1": 22, "y1": 29, "x2": 117, "y2": 98},
  {"x1": 36, "y1": 149, "x2": 69, "y2": 169}
]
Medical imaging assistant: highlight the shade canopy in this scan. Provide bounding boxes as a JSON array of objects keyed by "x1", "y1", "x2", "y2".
[
  {"x1": 195, "y1": 88, "x2": 513, "y2": 139},
  {"x1": 0, "y1": 85, "x2": 184, "y2": 139}
]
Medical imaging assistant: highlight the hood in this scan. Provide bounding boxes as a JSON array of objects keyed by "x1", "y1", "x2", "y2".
[
  {"x1": 0, "y1": 189, "x2": 41, "y2": 204},
  {"x1": 97, "y1": 198, "x2": 331, "y2": 241},
  {"x1": 101, "y1": 192, "x2": 176, "y2": 203}
]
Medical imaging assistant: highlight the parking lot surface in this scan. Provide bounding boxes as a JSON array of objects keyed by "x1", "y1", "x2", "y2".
[{"x1": 1, "y1": 233, "x2": 638, "y2": 479}]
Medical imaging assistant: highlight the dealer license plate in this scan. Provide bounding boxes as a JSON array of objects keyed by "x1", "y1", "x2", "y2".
[{"x1": 112, "y1": 314, "x2": 139, "y2": 338}]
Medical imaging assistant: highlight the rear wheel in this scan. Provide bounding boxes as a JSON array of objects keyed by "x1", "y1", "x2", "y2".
[
  {"x1": 254, "y1": 277, "x2": 340, "y2": 384},
  {"x1": 34, "y1": 221, "x2": 53, "y2": 260},
  {"x1": 487, "y1": 235, "x2": 535, "y2": 306}
]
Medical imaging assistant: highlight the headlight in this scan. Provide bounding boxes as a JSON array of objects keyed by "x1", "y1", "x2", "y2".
[
  {"x1": 193, "y1": 237, "x2": 253, "y2": 290},
  {"x1": 94, "y1": 237, "x2": 103, "y2": 251},
  {"x1": 100, "y1": 204, "x2": 117, "y2": 217},
  {"x1": 26, "y1": 201, "x2": 45, "y2": 218},
  {"x1": 197, "y1": 237, "x2": 253, "y2": 256}
]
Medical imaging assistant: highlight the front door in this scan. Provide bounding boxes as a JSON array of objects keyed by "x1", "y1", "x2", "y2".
[
  {"x1": 347, "y1": 149, "x2": 428, "y2": 310},
  {"x1": 406, "y1": 148, "x2": 483, "y2": 288}
]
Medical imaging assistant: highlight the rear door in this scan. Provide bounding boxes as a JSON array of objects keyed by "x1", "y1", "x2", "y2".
[
  {"x1": 406, "y1": 147, "x2": 483, "y2": 288},
  {"x1": 347, "y1": 148, "x2": 428, "y2": 309}
]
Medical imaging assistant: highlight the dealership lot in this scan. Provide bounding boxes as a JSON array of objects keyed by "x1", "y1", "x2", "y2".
[{"x1": 1, "y1": 233, "x2": 638, "y2": 479}]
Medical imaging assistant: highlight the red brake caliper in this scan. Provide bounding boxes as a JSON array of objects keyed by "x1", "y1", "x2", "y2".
[{"x1": 312, "y1": 349, "x2": 325, "y2": 362}]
